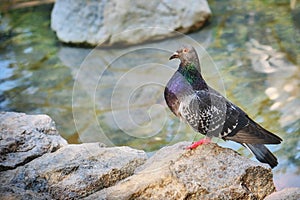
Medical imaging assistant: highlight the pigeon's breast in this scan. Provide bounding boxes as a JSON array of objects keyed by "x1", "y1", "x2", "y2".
[
  {"x1": 164, "y1": 72, "x2": 194, "y2": 117},
  {"x1": 166, "y1": 72, "x2": 194, "y2": 98}
]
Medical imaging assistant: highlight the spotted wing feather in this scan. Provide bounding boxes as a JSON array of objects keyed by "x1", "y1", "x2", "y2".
[{"x1": 179, "y1": 89, "x2": 247, "y2": 138}]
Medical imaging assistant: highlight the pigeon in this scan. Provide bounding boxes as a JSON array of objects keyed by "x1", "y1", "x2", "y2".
[{"x1": 164, "y1": 45, "x2": 282, "y2": 168}]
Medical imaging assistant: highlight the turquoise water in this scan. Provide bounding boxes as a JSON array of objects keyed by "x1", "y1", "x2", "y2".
[{"x1": 0, "y1": 1, "x2": 299, "y2": 189}]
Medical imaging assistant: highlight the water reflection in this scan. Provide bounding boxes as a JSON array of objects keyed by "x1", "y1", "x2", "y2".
[
  {"x1": 60, "y1": 31, "x2": 222, "y2": 151},
  {"x1": 247, "y1": 38, "x2": 300, "y2": 128}
]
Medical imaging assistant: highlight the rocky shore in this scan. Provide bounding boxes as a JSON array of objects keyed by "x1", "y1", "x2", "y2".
[{"x1": 0, "y1": 112, "x2": 299, "y2": 199}]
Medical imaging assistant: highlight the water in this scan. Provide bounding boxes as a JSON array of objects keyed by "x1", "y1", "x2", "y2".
[{"x1": 0, "y1": 0, "x2": 299, "y2": 190}]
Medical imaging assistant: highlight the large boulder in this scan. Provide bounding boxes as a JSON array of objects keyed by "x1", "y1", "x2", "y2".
[
  {"x1": 86, "y1": 142, "x2": 276, "y2": 200},
  {"x1": 0, "y1": 112, "x2": 279, "y2": 199},
  {"x1": 51, "y1": 0, "x2": 211, "y2": 46},
  {"x1": 0, "y1": 112, "x2": 67, "y2": 171},
  {"x1": 0, "y1": 143, "x2": 147, "y2": 199}
]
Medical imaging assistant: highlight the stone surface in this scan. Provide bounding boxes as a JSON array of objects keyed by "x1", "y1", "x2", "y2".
[
  {"x1": 0, "y1": 185, "x2": 52, "y2": 200},
  {"x1": 265, "y1": 187, "x2": 300, "y2": 200},
  {"x1": 51, "y1": 0, "x2": 211, "y2": 46},
  {"x1": 0, "y1": 143, "x2": 147, "y2": 199},
  {"x1": 85, "y1": 142, "x2": 276, "y2": 200},
  {"x1": 0, "y1": 112, "x2": 279, "y2": 199},
  {"x1": 0, "y1": 112, "x2": 67, "y2": 171}
]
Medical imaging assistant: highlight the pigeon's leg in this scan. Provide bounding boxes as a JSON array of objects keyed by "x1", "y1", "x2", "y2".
[{"x1": 186, "y1": 137, "x2": 211, "y2": 150}]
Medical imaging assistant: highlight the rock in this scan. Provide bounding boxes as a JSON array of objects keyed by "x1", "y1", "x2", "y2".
[
  {"x1": 51, "y1": 0, "x2": 211, "y2": 46},
  {"x1": 0, "y1": 112, "x2": 67, "y2": 171},
  {"x1": 0, "y1": 185, "x2": 52, "y2": 200},
  {"x1": 0, "y1": 112, "x2": 277, "y2": 199},
  {"x1": 86, "y1": 142, "x2": 276, "y2": 200},
  {"x1": 0, "y1": 143, "x2": 147, "y2": 199},
  {"x1": 265, "y1": 187, "x2": 300, "y2": 200}
]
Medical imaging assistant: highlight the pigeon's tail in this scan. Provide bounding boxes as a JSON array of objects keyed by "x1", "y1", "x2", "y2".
[{"x1": 243, "y1": 143, "x2": 278, "y2": 168}]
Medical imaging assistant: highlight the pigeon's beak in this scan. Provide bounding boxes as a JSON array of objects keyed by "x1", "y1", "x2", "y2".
[{"x1": 169, "y1": 52, "x2": 179, "y2": 60}]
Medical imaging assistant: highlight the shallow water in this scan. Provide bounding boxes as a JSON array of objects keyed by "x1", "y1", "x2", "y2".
[{"x1": 0, "y1": 1, "x2": 299, "y2": 189}]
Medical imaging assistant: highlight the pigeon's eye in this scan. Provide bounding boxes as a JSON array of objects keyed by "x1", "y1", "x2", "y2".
[{"x1": 183, "y1": 48, "x2": 189, "y2": 53}]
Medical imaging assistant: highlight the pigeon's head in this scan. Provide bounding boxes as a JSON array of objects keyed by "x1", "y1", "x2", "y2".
[{"x1": 169, "y1": 45, "x2": 200, "y2": 68}]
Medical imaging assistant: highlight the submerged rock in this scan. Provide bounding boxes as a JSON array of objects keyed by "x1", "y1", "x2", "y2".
[
  {"x1": 51, "y1": 0, "x2": 211, "y2": 46},
  {"x1": 86, "y1": 142, "x2": 276, "y2": 200},
  {"x1": 0, "y1": 112, "x2": 67, "y2": 171}
]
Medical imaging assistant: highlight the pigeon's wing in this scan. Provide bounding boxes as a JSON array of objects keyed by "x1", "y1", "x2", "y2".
[
  {"x1": 178, "y1": 89, "x2": 247, "y2": 138},
  {"x1": 179, "y1": 89, "x2": 282, "y2": 144}
]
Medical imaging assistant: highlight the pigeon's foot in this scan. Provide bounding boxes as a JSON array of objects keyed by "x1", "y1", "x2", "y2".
[{"x1": 186, "y1": 138, "x2": 211, "y2": 150}]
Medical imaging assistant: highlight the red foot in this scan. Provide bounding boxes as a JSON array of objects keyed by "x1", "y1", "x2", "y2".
[{"x1": 186, "y1": 138, "x2": 211, "y2": 150}]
